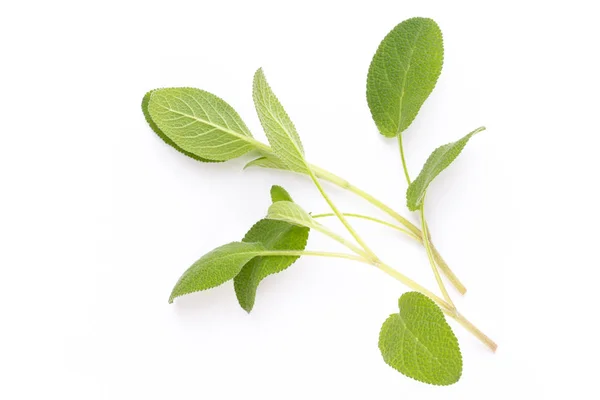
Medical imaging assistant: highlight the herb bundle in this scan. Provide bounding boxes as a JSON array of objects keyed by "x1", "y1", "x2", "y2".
[{"x1": 142, "y1": 17, "x2": 496, "y2": 386}]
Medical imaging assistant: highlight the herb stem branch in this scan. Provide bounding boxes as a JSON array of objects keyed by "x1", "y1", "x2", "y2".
[
  {"x1": 312, "y1": 212, "x2": 420, "y2": 240},
  {"x1": 420, "y1": 201, "x2": 455, "y2": 309},
  {"x1": 398, "y1": 134, "x2": 411, "y2": 184}
]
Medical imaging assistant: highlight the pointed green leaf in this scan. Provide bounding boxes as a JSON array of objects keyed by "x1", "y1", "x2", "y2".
[
  {"x1": 147, "y1": 88, "x2": 257, "y2": 161},
  {"x1": 406, "y1": 126, "x2": 485, "y2": 211},
  {"x1": 142, "y1": 90, "x2": 220, "y2": 163},
  {"x1": 379, "y1": 292, "x2": 462, "y2": 385},
  {"x1": 270, "y1": 185, "x2": 293, "y2": 203},
  {"x1": 234, "y1": 219, "x2": 309, "y2": 312},
  {"x1": 252, "y1": 68, "x2": 309, "y2": 173},
  {"x1": 266, "y1": 201, "x2": 317, "y2": 229},
  {"x1": 367, "y1": 17, "x2": 444, "y2": 137},
  {"x1": 169, "y1": 241, "x2": 265, "y2": 303}
]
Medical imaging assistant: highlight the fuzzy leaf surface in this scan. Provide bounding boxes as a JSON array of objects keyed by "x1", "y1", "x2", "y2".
[
  {"x1": 252, "y1": 69, "x2": 309, "y2": 173},
  {"x1": 169, "y1": 241, "x2": 265, "y2": 303},
  {"x1": 406, "y1": 126, "x2": 485, "y2": 211},
  {"x1": 367, "y1": 17, "x2": 443, "y2": 137},
  {"x1": 148, "y1": 88, "x2": 256, "y2": 161},
  {"x1": 234, "y1": 219, "x2": 309, "y2": 312},
  {"x1": 379, "y1": 292, "x2": 462, "y2": 385},
  {"x1": 142, "y1": 90, "x2": 219, "y2": 163}
]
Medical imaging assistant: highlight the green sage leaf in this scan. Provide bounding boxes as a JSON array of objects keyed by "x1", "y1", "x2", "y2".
[
  {"x1": 270, "y1": 185, "x2": 293, "y2": 202},
  {"x1": 379, "y1": 292, "x2": 462, "y2": 385},
  {"x1": 266, "y1": 200, "x2": 317, "y2": 229},
  {"x1": 147, "y1": 88, "x2": 257, "y2": 161},
  {"x1": 169, "y1": 241, "x2": 265, "y2": 303},
  {"x1": 406, "y1": 126, "x2": 485, "y2": 211},
  {"x1": 252, "y1": 68, "x2": 309, "y2": 173},
  {"x1": 142, "y1": 90, "x2": 220, "y2": 163},
  {"x1": 234, "y1": 219, "x2": 309, "y2": 312},
  {"x1": 367, "y1": 17, "x2": 444, "y2": 137}
]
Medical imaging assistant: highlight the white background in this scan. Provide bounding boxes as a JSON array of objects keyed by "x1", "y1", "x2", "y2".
[{"x1": 1, "y1": 0, "x2": 598, "y2": 398}]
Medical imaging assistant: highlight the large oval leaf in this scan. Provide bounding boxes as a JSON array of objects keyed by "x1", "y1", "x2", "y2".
[
  {"x1": 148, "y1": 88, "x2": 257, "y2": 161},
  {"x1": 406, "y1": 126, "x2": 485, "y2": 211},
  {"x1": 234, "y1": 219, "x2": 309, "y2": 312},
  {"x1": 379, "y1": 292, "x2": 462, "y2": 385},
  {"x1": 142, "y1": 90, "x2": 220, "y2": 163},
  {"x1": 367, "y1": 18, "x2": 443, "y2": 137},
  {"x1": 169, "y1": 241, "x2": 265, "y2": 303},
  {"x1": 252, "y1": 68, "x2": 309, "y2": 173}
]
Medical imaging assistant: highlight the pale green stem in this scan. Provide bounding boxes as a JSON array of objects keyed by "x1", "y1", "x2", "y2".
[
  {"x1": 312, "y1": 212, "x2": 421, "y2": 241},
  {"x1": 420, "y1": 201, "x2": 455, "y2": 310},
  {"x1": 307, "y1": 169, "x2": 379, "y2": 262},
  {"x1": 257, "y1": 249, "x2": 365, "y2": 262},
  {"x1": 398, "y1": 134, "x2": 411, "y2": 184},
  {"x1": 254, "y1": 146, "x2": 466, "y2": 293},
  {"x1": 450, "y1": 312, "x2": 498, "y2": 352},
  {"x1": 310, "y1": 224, "x2": 373, "y2": 261}
]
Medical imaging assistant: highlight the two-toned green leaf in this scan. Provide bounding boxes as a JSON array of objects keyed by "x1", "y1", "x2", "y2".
[
  {"x1": 379, "y1": 292, "x2": 462, "y2": 385},
  {"x1": 169, "y1": 241, "x2": 265, "y2": 303},
  {"x1": 252, "y1": 69, "x2": 309, "y2": 173},
  {"x1": 147, "y1": 88, "x2": 257, "y2": 161},
  {"x1": 406, "y1": 126, "x2": 485, "y2": 211},
  {"x1": 234, "y1": 219, "x2": 309, "y2": 312},
  {"x1": 266, "y1": 201, "x2": 317, "y2": 229},
  {"x1": 367, "y1": 17, "x2": 444, "y2": 137},
  {"x1": 142, "y1": 90, "x2": 220, "y2": 163}
]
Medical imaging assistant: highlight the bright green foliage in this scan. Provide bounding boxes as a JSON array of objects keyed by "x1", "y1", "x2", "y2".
[
  {"x1": 169, "y1": 241, "x2": 265, "y2": 303},
  {"x1": 147, "y1": 88, "x2": 256, "y2": 161},
  {"x1": 142, "y1": 90, "x2": 219, "y2": 163},
  {"x1": 266, "y1": 200, "x2": 317, "y2": 229},
  {"x1": 253, "y1": 69, "x2": 309, "y2": 173},
  {"x1": 235, "y1": 219, "x2": 309, "y2": 312},
  {"x1": 379, "y1": 292, "x2": 462, "y2": 385},
  {"x1": 367, "y1": 17, "x2": 443, "y2": 137},
  {"x1": 406, "y1": 126, "x2": 485, "y2": 211},
  {"x1": 270, "y1": 185, "x2": 293, "y2": 202}
]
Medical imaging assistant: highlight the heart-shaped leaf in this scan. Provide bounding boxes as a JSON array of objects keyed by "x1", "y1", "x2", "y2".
[
  {"x1": 142, "y1": 90, "x2": 220, "y2": 163},
  {"x1": 147, "y1": 88, "x2": 257, "y2": 161},
  {"x1": 367, "y1": 17, "x2": 444, "y2": 137},
  {"x1": 379, "y1": 292, "x2": 462, "y2": 385},
  {"x1": 406, "y1": 126, "x2": 485, "y2": 211},
  {"x1": 169, "y1": 241, "x2": 265, "y2": 303}
]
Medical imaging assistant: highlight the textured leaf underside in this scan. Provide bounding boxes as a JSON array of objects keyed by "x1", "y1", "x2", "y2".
[
  {"x1": 169, "y1": 241, "x2": 265, "y2": 303},
  {"x1": 379, "y1": 292, "x2": 462, "y2": 385},
  {"x1": 252, "y1": 68, "x2": 309, "y2": 173},
  {"x1": 406, "y1": 126, "x2": 485, "y2": 211},
  {"x1": 142, "y1": 90, "x2": 219, "y2": 163},
  {"x1": 148, "y1": 88, "x2": 256, "y2": 161},
  {"x1": 266, "y1": 201, "x2": 317, "y2": 229},
  {"x1": 367, "y1": 17, "x2": 444, "y2": 137}
]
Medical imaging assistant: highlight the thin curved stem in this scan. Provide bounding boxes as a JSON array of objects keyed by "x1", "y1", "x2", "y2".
[
  {"x1": 420, "y1": 201, "x2": 455, "y2": 310},
  {"x1": 308, "y1": 170, "x2": 379, "y2": 262},
  {"x1": 398, "y1": 134, "x2": 411, "y2": 184},
  {"x1": 312, "y1": 212, "x2": 420, "y2": 241},
  {"x1": 254, "y1": 147, "x2": 466, "y2": 293},
  {"x1": 257, "y1": 250, "x2": 365, "y2": 262}
]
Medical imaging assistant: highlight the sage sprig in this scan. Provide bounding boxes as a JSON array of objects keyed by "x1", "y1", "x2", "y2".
[{"x1": 143, "y1": 17, "x2": 496, "y2": 387}]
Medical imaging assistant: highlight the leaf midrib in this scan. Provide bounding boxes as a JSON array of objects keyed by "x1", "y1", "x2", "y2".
[
  {"x1": 157, "y1": 104, "x2": 260, "y2": 148},
  {"x1": 397, "y1": 313, "x2": 454, "y2": 378},
  {"x1": 395, "y1": 22, "x2": 425, "y2": 135}
]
